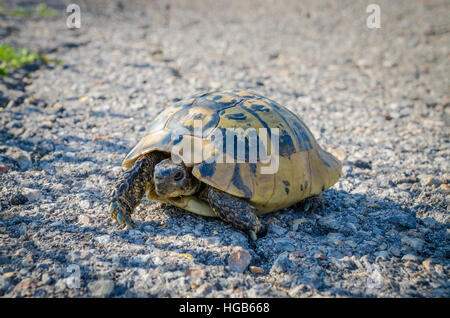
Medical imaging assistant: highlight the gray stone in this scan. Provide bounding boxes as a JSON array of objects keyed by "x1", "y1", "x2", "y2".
[
  {"x1": 375, "y1": 251, "x2": 389, "y2": 260},
  {"x1": 274, "y1": 238, "x2": 295, "y2": 252},
  {"x1": 78, "y1": 215, "x2": 91, "y2": 226},
  {"x1": 327, "y1": 233, "x2": 344, "y2": 246},
  {"x1": 41, "y1": 273, "x2": 53, "y2": 285},
  {"x1": 95, "y1": 235, "x2": 111, "y2": 245},
  {"x1": 318, "y1": 216, "x2": 341, "y2": 232},
  {"x1": 389, "y1": 214, "x2": 417, "y2": 229},
  {"x1": 205, "y1": 236, "x2": 221, "y2": 245},
  {"x1": 420, "y1": 217, "x2": 440, "y2": 229},
  {"x1": 22, "y1": 188, "x2": 43, "y2": 202},
  {"x1": 0, "y1": 275, "x2": 11, "y2": 292},
  {"x1": 228, "y1": 247, "x2": 252, "y2": 273},
  {"x1": 79, "y1": 200, "x2": 91, "y2": 209},
  {"x1": 402, "y1": 254, "x2": 422, "y2": 262},
  {"x1": 11, "y1": 152, "x2": 32, "y2": 171},
  {"x1": 268, "y1": 224, "x2": 287, "y2": 236},
  {"x1": 401, "y1": 237, "x2": 425, "y2": 251},
  {"x1": 271, "y1": 252, "x2": 295, "y2": 273},
  {"x1": 36, "y1": 139, "x2": 55, "y2": 156},
  {"x1": 389, "y1": 247, "x2": 402, "y2": 257},
  {"x1": 9, "y1": 193, "x2": 28, "y2": 205},
  {"x1": 39, "y1": 162, "x2": 56, "y2": 175},
  {"x1": 418, "y1": 175, "x2": 441, "y2": 187}
]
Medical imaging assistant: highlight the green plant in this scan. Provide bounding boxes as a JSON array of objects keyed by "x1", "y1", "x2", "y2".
[
  {"x1": 0, "y1": 2, "x2": 57, "y2": 18},
  {"x1": 35, "y1": 3, "x2": 57, "y2": 17},
  {"x1": 10, "y1": 8, "x2": 31, "y2": 17},
  {"x1": 0, "y1": 45, "x2": 40, "y2": 76}
]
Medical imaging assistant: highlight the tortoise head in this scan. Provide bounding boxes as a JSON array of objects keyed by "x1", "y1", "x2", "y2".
[{"x1": 153, "y1": 158, "x2": 201, "y2": 198}]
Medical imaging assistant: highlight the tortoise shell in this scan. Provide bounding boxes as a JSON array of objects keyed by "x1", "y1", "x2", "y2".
[{"x1": 123, "y1": 90, "x2": 341, "y2": 215}]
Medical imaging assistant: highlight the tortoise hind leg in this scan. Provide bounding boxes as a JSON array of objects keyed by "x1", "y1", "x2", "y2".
[
  {"x1": 296, "y1": 194, "x2": 324, "y2": 213},
  {"x1": 109, "y1": 152, "x2": 165, "y2": 228},
  {"x1": 206, "y1": 186, "x2": 266, "y2": 241}
]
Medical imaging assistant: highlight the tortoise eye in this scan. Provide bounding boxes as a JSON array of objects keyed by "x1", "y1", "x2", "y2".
[{"x1": 173, "y1": 171, "x2": 184, "y2": 181}]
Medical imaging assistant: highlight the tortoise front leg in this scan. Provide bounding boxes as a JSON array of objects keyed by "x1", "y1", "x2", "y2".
[
  {"x1": 109, "y1": 153, "x2": 164, "y2": 229},
  {"x1": 206, "y1": 186, "x2": 266, "y2": 241}
]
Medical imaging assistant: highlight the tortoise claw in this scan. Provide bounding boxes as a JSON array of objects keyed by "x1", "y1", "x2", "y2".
[
  {"x1": 124, "y1": 215, "x2": 136, "y2": 229},
  {"x1": 248, "y1": 230, "x2": 258, "y2": 241},
  {"x1": 116, "y1": 209, "x2": 124, "y2": 225},
  {"x1": 303, "y1": 199, "x2": 312, "y2": 212},
  {"x1": 109, "y1": 201, "x2": 134, "y2": 229},
  {"x1": 109, "y1": 203, "x2": 118, "y2": 222}
]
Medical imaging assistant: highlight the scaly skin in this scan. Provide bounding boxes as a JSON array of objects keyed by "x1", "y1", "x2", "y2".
[
  {"x1": 109, "y1": 154, "x2": 266, "y2": 240},
  {"x1": 109, "y1": 153, "x2": 165, "y2": 228},
  {"x1": 294, "y1": 194, "x2": 324, "y2": 213},
  {"x1": 206, "y1": 186, "x2": 266, "y2": 241}
]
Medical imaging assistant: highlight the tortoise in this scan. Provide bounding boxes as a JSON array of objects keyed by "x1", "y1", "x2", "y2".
[{"x1": 109, "y1": 90, "x2": 342, "y2": 240}]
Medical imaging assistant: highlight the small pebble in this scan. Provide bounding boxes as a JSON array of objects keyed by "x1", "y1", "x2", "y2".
[
  {"x1": 401, "y1": 237, "x2": 425, "y2": 251},
  {"x1": 41, "y1": 273, "x2": 53, "y2": 285},
  {"x1": 422, "y1": 259, "x2": 434, "y2": 271},
  {"x1": 78, "y1": 215, "x2": 91, "y2": 225},
  {"x1": 12, "y1": 153, "x2": 32, "y2": 171},
  {"x1": 22, "y1": 188, "x2": 42, "y2": 202},
  {"x1": 228, "y1": 247, "x2": 252, "y2": 273},
  {"x1": 184, "y1": 268, "x2": 206, "y2": 279},
  {"x1": 3, "y1": 272, "x2": 15, "y2": 279},
  {"x1": 389, "y1": 214, "x2": 417, "y2": 229},
  {"x1": 292, "y1": 250, "x2": 305, "y2": 258},
  {"x1": 249, "y1": 266, "x2": 264, "y2": 275},
  {"x1": 389, "y1": 247, "x2": 402, "y2": 257},
  {"x1": 268, "y1": 224, "x2": 287, "y2": 236},
  {"x1": 402, "y1": 254, "x2": 421, "y2": 263},
  {"x1": 40, "y1": 120, "x2": 54, "y2": 128},
  {"x1": 314, "y1": 253, "x2": 327, "y2": 260},
  {"x1": 9, "y1": 193, "x2": 28, "y2": 205},
  {"x1": 331, "y1": 150, "x2": 346, "y2": 161},
  {"x1": 79, "y1": 200, "x2": 91, "y2": 209},
  {"x1": 271, "y1": 252, "x2": 295, "y2": 273},
  {"x1": 274, "y1": 238, "x2": 295, "y2": 252},
  {"x1": 95, "y1": 235, "x2": 111, "y2": 245},
  {"x1": 36, "y1": 140, "x2": 55, "y2": 156},
  {"x1": 0, "y1": 165, "x2": 9, "y2": 173}
]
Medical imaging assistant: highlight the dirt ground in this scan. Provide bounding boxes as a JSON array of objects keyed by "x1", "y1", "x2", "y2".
[{"x1": 0, "y1": 0, "x2": 448, "y2": 297}]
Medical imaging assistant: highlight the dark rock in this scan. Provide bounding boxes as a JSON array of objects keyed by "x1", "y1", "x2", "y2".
[
  {"x1": 36, "y1": 140, "x2": 55, "y2": 156},
  {"x1": 389, "y1": 214, "x2": 417, "y2": 229},
  {"x1": 318, "y1": 216, "x2": 341, "y2": 233},
  {"x1": 274, "y1": 238, "x2": 295, "y2": 252},
  {"x1": 353, "y1": 160, "x2": 372, "y2": 170},
  {"x1": 0, "y1": 155, "x2": 19, "y2": 170},
  {"x1": 9, "y1": 193, "x2": 28, "y2": 205},
  {"x1": 271, "y1": 252, "x2": 295, "y2": 273}
]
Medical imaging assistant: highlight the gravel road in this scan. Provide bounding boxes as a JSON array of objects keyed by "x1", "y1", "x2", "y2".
[{"x1": 0, "y1": 0, "x2": 448, "y2": 297}]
